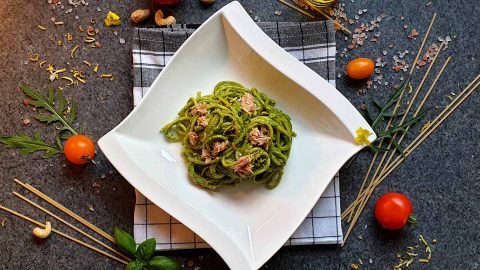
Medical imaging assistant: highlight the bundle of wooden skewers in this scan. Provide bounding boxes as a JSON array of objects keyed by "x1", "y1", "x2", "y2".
[
  {"x1": 341, "y1": 13, "x2": 480, "y2": 244},
  {"x1": 0, "y1": 179, "x2": 130, "y2": 265}
]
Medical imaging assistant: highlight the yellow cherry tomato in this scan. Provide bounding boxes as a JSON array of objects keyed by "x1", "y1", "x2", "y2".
[{"x1": 346, "y1": 58, "x2": 374, "y2": 80}]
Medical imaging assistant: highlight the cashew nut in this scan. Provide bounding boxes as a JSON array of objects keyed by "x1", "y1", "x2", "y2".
[
  {"x1": 155, "y1": 10, "x2": 176, "y2": 26},
  {"x1": 33, "y1": 221, "x2": 52, "y2": 239},
  {"x1": 131, "y1": 9, "x2": 151, "y2": 23}
]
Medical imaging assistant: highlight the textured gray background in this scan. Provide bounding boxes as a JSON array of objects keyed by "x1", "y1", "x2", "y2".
[{"x1": 0, "y1": 0, "x2": 479, "y2": 269}]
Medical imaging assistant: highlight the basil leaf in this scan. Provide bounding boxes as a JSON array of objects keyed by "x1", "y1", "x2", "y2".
[
  {"x1": 135, "y1": 238, "x2": 156, "y2": 261},
  {"x1": 147, "y1": 256, "x2": 180, "y2": 270},
  {"x1": 126, "y1": 260, "x2": 144, "y2": 270},
  {"x1": 114, "y1": 225, "x2": 137, "y2": 256}
]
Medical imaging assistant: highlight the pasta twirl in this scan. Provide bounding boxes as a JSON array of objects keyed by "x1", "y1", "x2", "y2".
[{"x1": 161, "y1": 81, "x2": 295, "y2": 190}]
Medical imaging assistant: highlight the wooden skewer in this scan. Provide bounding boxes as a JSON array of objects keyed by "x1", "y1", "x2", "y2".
[
  {"x1": 14, "y1": 179, "x2": 116, "y2": 244},
  {"x1": 343, "y1": 13, "x2": 438, "y2": 222},
  {"x1": 12, "y1": 191, "x2": 130, "y2": 262},
  {"x1": 277, "y1": 0, "x2": 315, "y2": 19},
  {"x1": 343, "y1": 74, "x2": 479, "y2": 222},
  {"x1": 342, "y1": 13, "x2": 437, "y2": 244},
  {"x1": 409, "y1": 13, "x2": 437, "y2": 75},
  {"x1": 0, "y1": 204, "x2": 128, "y2": 265}
]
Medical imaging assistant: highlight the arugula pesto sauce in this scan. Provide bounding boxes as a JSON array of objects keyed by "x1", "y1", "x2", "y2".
[{"x1": 161, "y1": 81, "x2": 295, "y2": 190}]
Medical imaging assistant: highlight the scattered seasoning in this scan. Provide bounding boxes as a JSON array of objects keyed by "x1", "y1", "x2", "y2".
[
  {"x1": 350, "y1": 263, "x2": 359, "y2": 269},
  {"x1": 29, "y1": 54, "x2": 40, "y2": 62},
  {"x1": 119, "y1": 38, "x2": 126, "y2": 44},
  {"x1": 88, "y1": 204, "x2": 95, "y2": 212},
  {"x1": 274, "y1": 10, "x2": 282, "y2": 16},
  {"x1": 66, "y1": 32, "x2": 73, "y2": 42},
  {"x1": 61, "y1": 76, "x2": 74, "y2": 85},
  {"x1": 57, "y1": 40, "x2": 63, "y2": 46},
  {"x1": 100, "y1": 73, "x2": 113, "y2": 78},
  {"x1": 86, "y1": 25, "x2": 95, "y2": 36},
  {"x1": 83, "y1": 60, "x2": 92, "y2": 66},
  {"x1": 93, "y1": 64, "x2": 99, "y2": 73},
  {"x1": 54, "y1": 21, "x2": 65, "y2": 25},
  {"x1": 38, "y1": 25, "x2": 48, "y2": 31},
  {"x1": 432, "y1": 239, "x2": 437, "y2": 244},
  {"x1": 79, "y1": 25, "x2": 85, "y2": 32},
  {"x1": 85, "y1": 36, "x2": 95, "y2": 43},
  {"x1": 70, "y1": 45, "x2": 79, "y2": 59},
  {"x1": 408, "y1": 29, "x2": 419, "y2": 39},
  {"x1": 39, "y1": 61, "x2": 47, "y2": 68},
  {"x1": 23, "y1": 119, "x2": 31, "y2": 125}
]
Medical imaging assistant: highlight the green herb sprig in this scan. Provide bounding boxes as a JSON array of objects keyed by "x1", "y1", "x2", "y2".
[
  {"x1": 364, "y1": 76, "x2": 428, "y2": 154},
  {"x1": 0, "y1": 84, "x2": 80, "y2": 158},
  {"x1": 114, "y1": 226, "x2": 180, "y2": 270}
]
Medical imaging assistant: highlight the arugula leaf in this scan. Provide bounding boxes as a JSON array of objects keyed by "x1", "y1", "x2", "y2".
[
  {"x1": 371, "y1": 76, "x2": 411, "y2": 130},
  {"x1": 147, "y1": 256, "x2": 180, "y2": 270},
  {"x1": 114, "y1": 226, "x2": 137, "y2": 256},
  {"x1": 136, "y1": 238, "x2": 156, "y2": 261},
  {"x1": 19, "y1": 84, "x2": 78, "y2": 136},
  {"x1": 0, "y1": 133, "x2": 62, "y2": 158}
]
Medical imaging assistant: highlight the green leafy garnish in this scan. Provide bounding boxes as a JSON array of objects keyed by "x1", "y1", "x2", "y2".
[
  {"x1": 364, "y1": 76, "x2": 428, "y2": 154},
  {"x1": 148, "y1": 256, "x2": 181, "y2": 270},
  {"x1": 114, "y1": 226, "x2": 180, "y2": 270},
  {"x1": 20, "y1": 84, "x2": 78, "y2": 136},
  {"x1": 114, "y1": 225, "x2": 137, "y2": 256},
  {"x1": 135, "y1": 238, "x2": 156, "y2": 261},
  {"x1": 0, "y1": 84, "x2": 80, "y2": 158},
  {"x1": 0, "y1": 133, "x2": 62, "y2": 158}
]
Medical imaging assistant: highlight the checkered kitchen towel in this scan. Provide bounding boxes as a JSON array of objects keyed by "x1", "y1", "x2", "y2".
[{"x1": 132, "y1": 21, "x2": 343, "y2": 250}]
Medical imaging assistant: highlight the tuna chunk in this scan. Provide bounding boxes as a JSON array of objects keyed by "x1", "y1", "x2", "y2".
[
  {"x1": 248, "y1": 126, "x2": 270, "y2": 146},
  {"x1": 232, "y1": 155, "x2": 253, "y2": 175},
  {"x1": 188, "y1": 132, "x2": 198, "y2": 146},
  {"x1": 201, "y1": 148, "x2": 213, "y2": 164},
  {"x1": 240, "y1": 92, "x2": 256, "y2": 113},
  {"x1": 211, "y1": 141, "x2": 229, "y2": 156},
  {"x1": 197, "y1": 116, "x2": 208, "y2": 127},
  {"x1": 190, "y1": 102, "x2": 208, "y2": 116}
]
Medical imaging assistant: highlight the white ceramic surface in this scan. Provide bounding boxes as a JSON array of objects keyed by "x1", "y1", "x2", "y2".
[{"x1": 99, "y1": 2, "x2": 375, "y2": 269}]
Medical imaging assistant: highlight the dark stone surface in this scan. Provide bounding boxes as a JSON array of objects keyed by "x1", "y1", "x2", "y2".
[{"x1": 0, "y1": 0, "x2": 479, "y2": 269}]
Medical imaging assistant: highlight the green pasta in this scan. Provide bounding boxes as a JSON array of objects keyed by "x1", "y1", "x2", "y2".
[{"x1": 161, "y1": 81, "x2": 295, "y2": 190}]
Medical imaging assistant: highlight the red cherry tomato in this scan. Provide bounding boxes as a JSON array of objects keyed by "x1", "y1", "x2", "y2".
[
  {"x1": 64, "y1": 135, "x2": 96, "y2": 165},
  {"x1": 346, "y1": 58, "x2": 375, "y2": 80},
  {"x1": 375, "y1": 192, "x2": 413, "y2": 230}
]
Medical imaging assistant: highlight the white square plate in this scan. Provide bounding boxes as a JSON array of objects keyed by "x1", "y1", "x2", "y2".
[{"x1": 99, "y1": 2, "x2": 375, "y2": 269}]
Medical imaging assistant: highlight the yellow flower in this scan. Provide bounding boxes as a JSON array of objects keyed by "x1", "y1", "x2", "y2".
[
  {"x1": 354, "y1": 127, "x2": 372, "y2": 145},
  {"x1": 104, "y1": 11, "x2": 121, "y2": 26},
  {"x1": 46, "y1": 64, "x2": 55, "y2": 72}
]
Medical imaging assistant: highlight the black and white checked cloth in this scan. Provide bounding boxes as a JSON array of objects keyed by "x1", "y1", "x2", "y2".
[{"x1": 132, "y1": 21, "x2": 343, "y2": 250}]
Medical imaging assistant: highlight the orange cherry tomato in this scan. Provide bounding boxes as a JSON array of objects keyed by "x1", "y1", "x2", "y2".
[
  {"x1": 346, "y1": 58, "x2": 374, "y2": 80},
  {"x1": 64, "y1": 135, "x2": 96, "y2": 165},
  {"x1": 375, "y1": 192, "x2": 414, "y2": 230}
]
